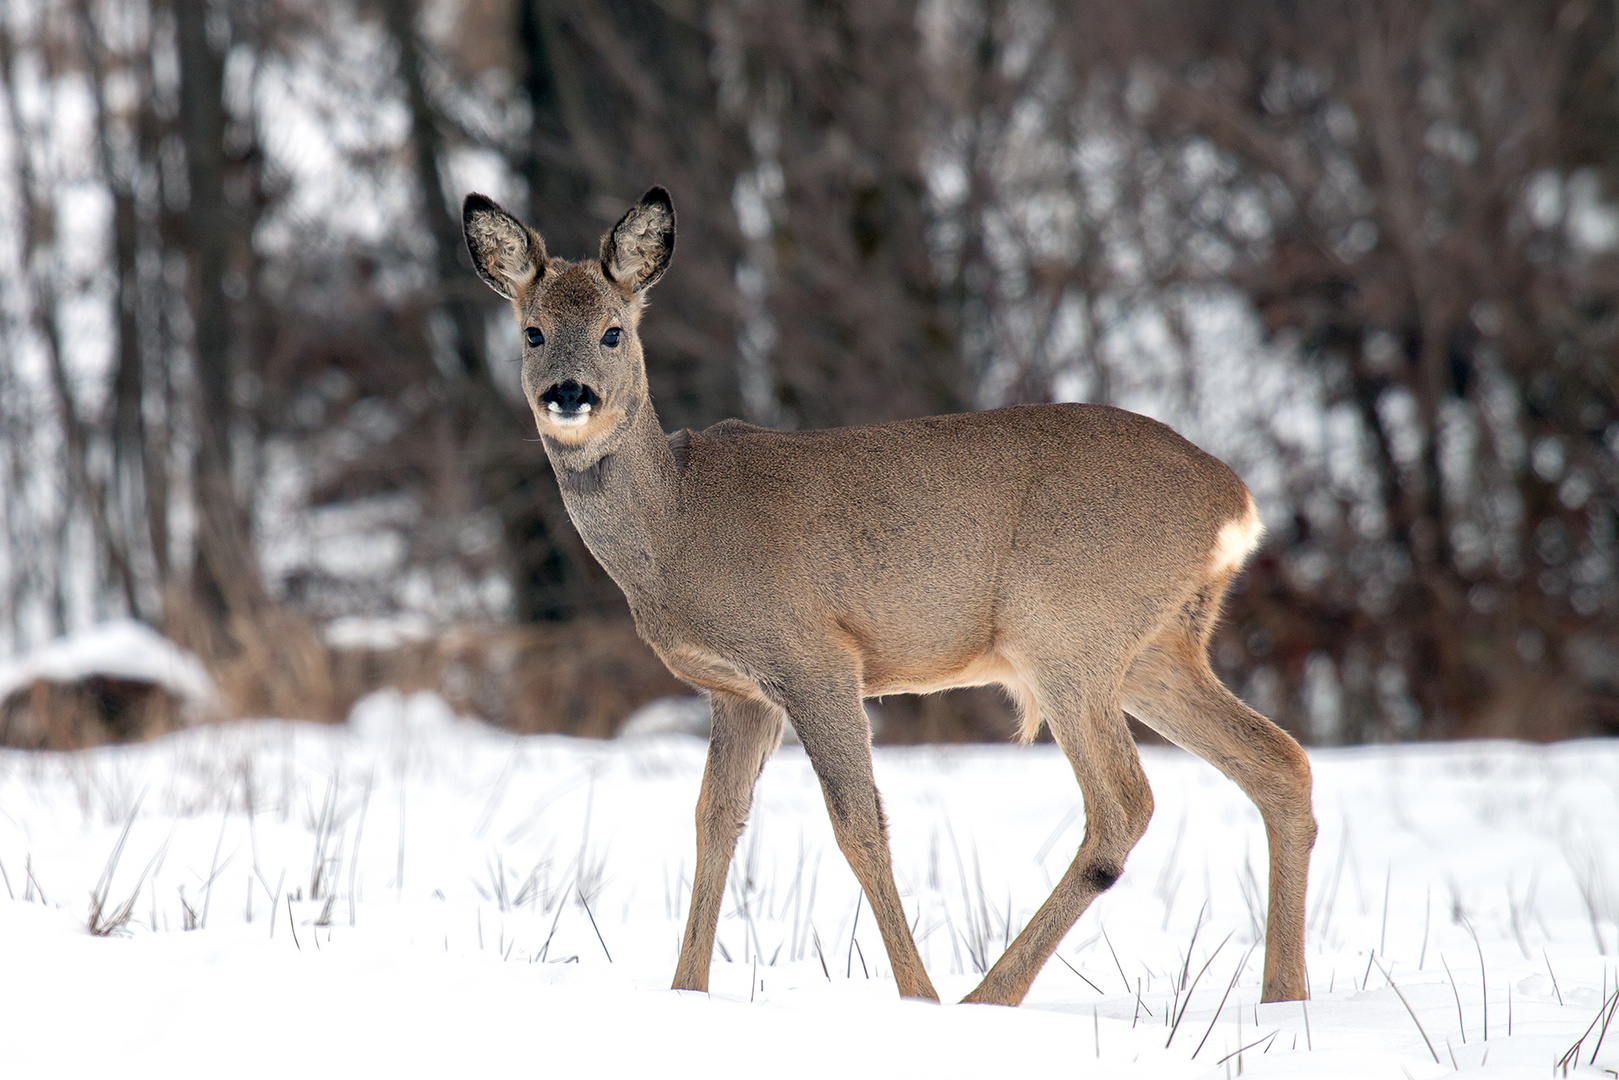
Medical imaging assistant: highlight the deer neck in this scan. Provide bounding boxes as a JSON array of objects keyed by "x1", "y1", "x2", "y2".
[{"x1": 541, "y1": 391, "x2": 678, "y2": 600}]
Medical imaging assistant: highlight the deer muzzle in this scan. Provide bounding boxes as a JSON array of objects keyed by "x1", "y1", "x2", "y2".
[{"x1": 540, "y1": 380, "x2": 602, "y2": 424}]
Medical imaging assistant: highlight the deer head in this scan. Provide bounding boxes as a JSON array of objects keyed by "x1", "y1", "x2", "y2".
[{"x1": 463, "y1": 188, "x2": 675, "y2": 460}]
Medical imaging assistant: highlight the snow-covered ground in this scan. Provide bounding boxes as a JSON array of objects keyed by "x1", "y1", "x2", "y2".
[
  {"x1": 1, "y1": 689, "x2": 1616, "y2": 1078},
  {"x1": 0, "y1": 620, "x2": 218, "y2": 714}
]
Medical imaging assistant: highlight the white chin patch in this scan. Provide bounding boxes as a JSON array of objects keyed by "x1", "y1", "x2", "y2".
[{"x1": 547, "y1": 402, "x2": 592, "y2": 425}]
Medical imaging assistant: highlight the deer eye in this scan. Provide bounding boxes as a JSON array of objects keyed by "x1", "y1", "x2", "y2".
[
  {"x1": 601, "y1": 327, "x2": 622, "y2": 348},
  {"x1": 524, "y1": 327, "x2": 544, "y2": 348}
]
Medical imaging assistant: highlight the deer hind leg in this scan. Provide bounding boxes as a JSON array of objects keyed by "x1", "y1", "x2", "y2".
[
  {"x1": 963, "y1": 667, "x2": 1154, "y2": 1006},
  {"x1": 1122, "y1": 624, "x2": 1316, "y2": 1002},
  {"x1": 777, "y1": 676, "x2": 939, "y2": 1002},
  {"x1": 672, "y1": 691, "x2": 785, "y2": 992}
]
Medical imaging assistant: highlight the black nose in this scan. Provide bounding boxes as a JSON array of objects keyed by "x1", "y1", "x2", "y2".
[{"x1": 540, "y1": 380, "x2": 601, "y2": 414}]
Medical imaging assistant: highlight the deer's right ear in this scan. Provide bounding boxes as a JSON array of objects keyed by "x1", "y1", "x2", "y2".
[{"x1": 463, "y1": 194, "x2": 546, "y2": 301}]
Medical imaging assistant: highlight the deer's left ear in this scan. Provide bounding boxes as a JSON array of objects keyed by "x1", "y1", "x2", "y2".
[{"x1": 601, "y1": 187, "x2": 675, "y2": 295}]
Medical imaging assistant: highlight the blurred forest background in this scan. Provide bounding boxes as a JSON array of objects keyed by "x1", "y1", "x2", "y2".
[{"x1": 2, "y1": 0, "x2": 1618, "y2": 746}]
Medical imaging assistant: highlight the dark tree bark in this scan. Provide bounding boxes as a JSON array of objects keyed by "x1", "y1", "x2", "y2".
[
  {"x1": 78, "y1": 0, "x2": 155, "y2": 619},
  {"x1": 170, "y1": 0, "x2": 334, "y2": 719},
  {"x1": 382, "y1": 0, "x2": 489, "y2": 381},
  {"x1": 736, "y1": 0, "x2": 965, "y2": 428},
  {"x1": 175, "y1": 0, "x2": 253, "y2": 617}
]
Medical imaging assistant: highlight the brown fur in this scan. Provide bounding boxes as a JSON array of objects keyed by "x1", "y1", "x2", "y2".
[{"x1": 463, "y1": 188, "x2": 1317, "y2": 1005}]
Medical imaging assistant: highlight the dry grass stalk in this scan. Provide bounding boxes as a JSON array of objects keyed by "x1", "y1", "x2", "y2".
[
  {"x1": 166, "y1": 586, "x2": 336, "y2": 723},
  {"x1": 87, "y1": 800, "x2": 164, "y2": 936}
]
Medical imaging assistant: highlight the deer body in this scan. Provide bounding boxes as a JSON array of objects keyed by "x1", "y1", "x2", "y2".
[
  {"x1": 564, "y1": 404, "x2": 1248, "y2": 710},
  {"x1": 464, "y1": 187, "x2": 1316, "y2": 1007}
]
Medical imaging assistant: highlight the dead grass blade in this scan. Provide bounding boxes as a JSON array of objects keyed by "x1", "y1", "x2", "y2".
[
  {"x1": 1557, "y1": 981, "x2": 1619, "y2": 1072},
  {"x1": 1055, "y1": 951, "x2": 1104, "y2": 994},
  {"x1": 1373, "y1": 957, "x2": 1440, "y2": 1065},
  {"x1": 1192, "y1": 945, "x2": 1256, "y2": 1059},
  {"x1": 1215, "y1": 1029, "x2": 1278, "y2": 1067},
  {"x1": 579, "y1": 886, "x2": 612, "y2": 962},
  {"x1": 1165, "y1": 930, "x2": 1232, "y2": 1048},
  {"x1": 87, "y1": 795, "x2": 167, "y2": 936}
]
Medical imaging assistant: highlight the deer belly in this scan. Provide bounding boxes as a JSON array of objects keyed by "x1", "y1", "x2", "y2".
[{"x1": 860, "y1": 648, "x2": 1018, "y2": 698}]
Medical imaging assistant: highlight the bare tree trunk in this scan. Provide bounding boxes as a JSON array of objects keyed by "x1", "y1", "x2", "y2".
[
  {"x1": 737, "y1": 0, "x2": 964, "y2": 428},
  {"x1": 171, "y1": 0, "x2": 332, "y2": 719},
  {"x1": 78, "y1": 0, "x2": 154, "y2": 621},
  {"x1": 0, "y1": 220, "x2": 28, "y2": 645},
  {"x1": 381, "y1": 0, "x2": 488, "y2": 380},
  {"x1": 175, "y1": 0, "x2": 252, "y2": 620},
  {"x1": 144, "y1": 62, "x2": 174, "y2": 590},
  {"x1": 517, "y1": 0, "x2": 601, "y2": 254},
  {"x1": 0, "y1": 17, "x2": 136, "y2": 620}
]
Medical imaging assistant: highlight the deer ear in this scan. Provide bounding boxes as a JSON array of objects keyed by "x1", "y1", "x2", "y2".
[
  {"x1": 463, "y1": 194, "x2": 546, "y2": 301},
  {"x1": 600, "y1": 187, "x2": 675, "y2": 295}
]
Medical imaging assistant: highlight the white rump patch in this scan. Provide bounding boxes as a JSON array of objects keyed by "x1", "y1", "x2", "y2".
[{"x1": 1208, "y1": 493, "x2": 1264, "y2": 577}]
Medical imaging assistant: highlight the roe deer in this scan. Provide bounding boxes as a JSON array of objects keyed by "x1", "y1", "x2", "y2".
[{"x1": 463, "y1": 186, "x2": 1316, "y2": 1005}]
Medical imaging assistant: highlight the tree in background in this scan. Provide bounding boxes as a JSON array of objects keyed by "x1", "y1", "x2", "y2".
[
  {"x1": 0, "y1": 0, "x2": 1614, "y2": 742},
  {"x1": 1145, "y1": 0, "x2": 1619, "y2": 740}
]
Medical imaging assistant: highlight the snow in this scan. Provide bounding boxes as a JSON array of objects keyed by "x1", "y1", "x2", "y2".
[
  {"x1": 1, "y1": 690, "x2": 1617, "y2": 1078},
  {"x1": 0, "y1": 620, "x2": 218, "y2": 714},
  {"x1": 617, "y1": 694, "x2": 714, "y2": 738},
  {"x1": 321, "y1": 614, "x2": 436, "y2": 651}
]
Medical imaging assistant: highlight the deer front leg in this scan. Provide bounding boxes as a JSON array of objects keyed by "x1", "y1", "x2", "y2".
[
  {"x1": 778, "y1": 677, "x2": 940, "y2": 1002},
  {"x1": 672, "y1": 692, "x2": 784, "y2": 993}
]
